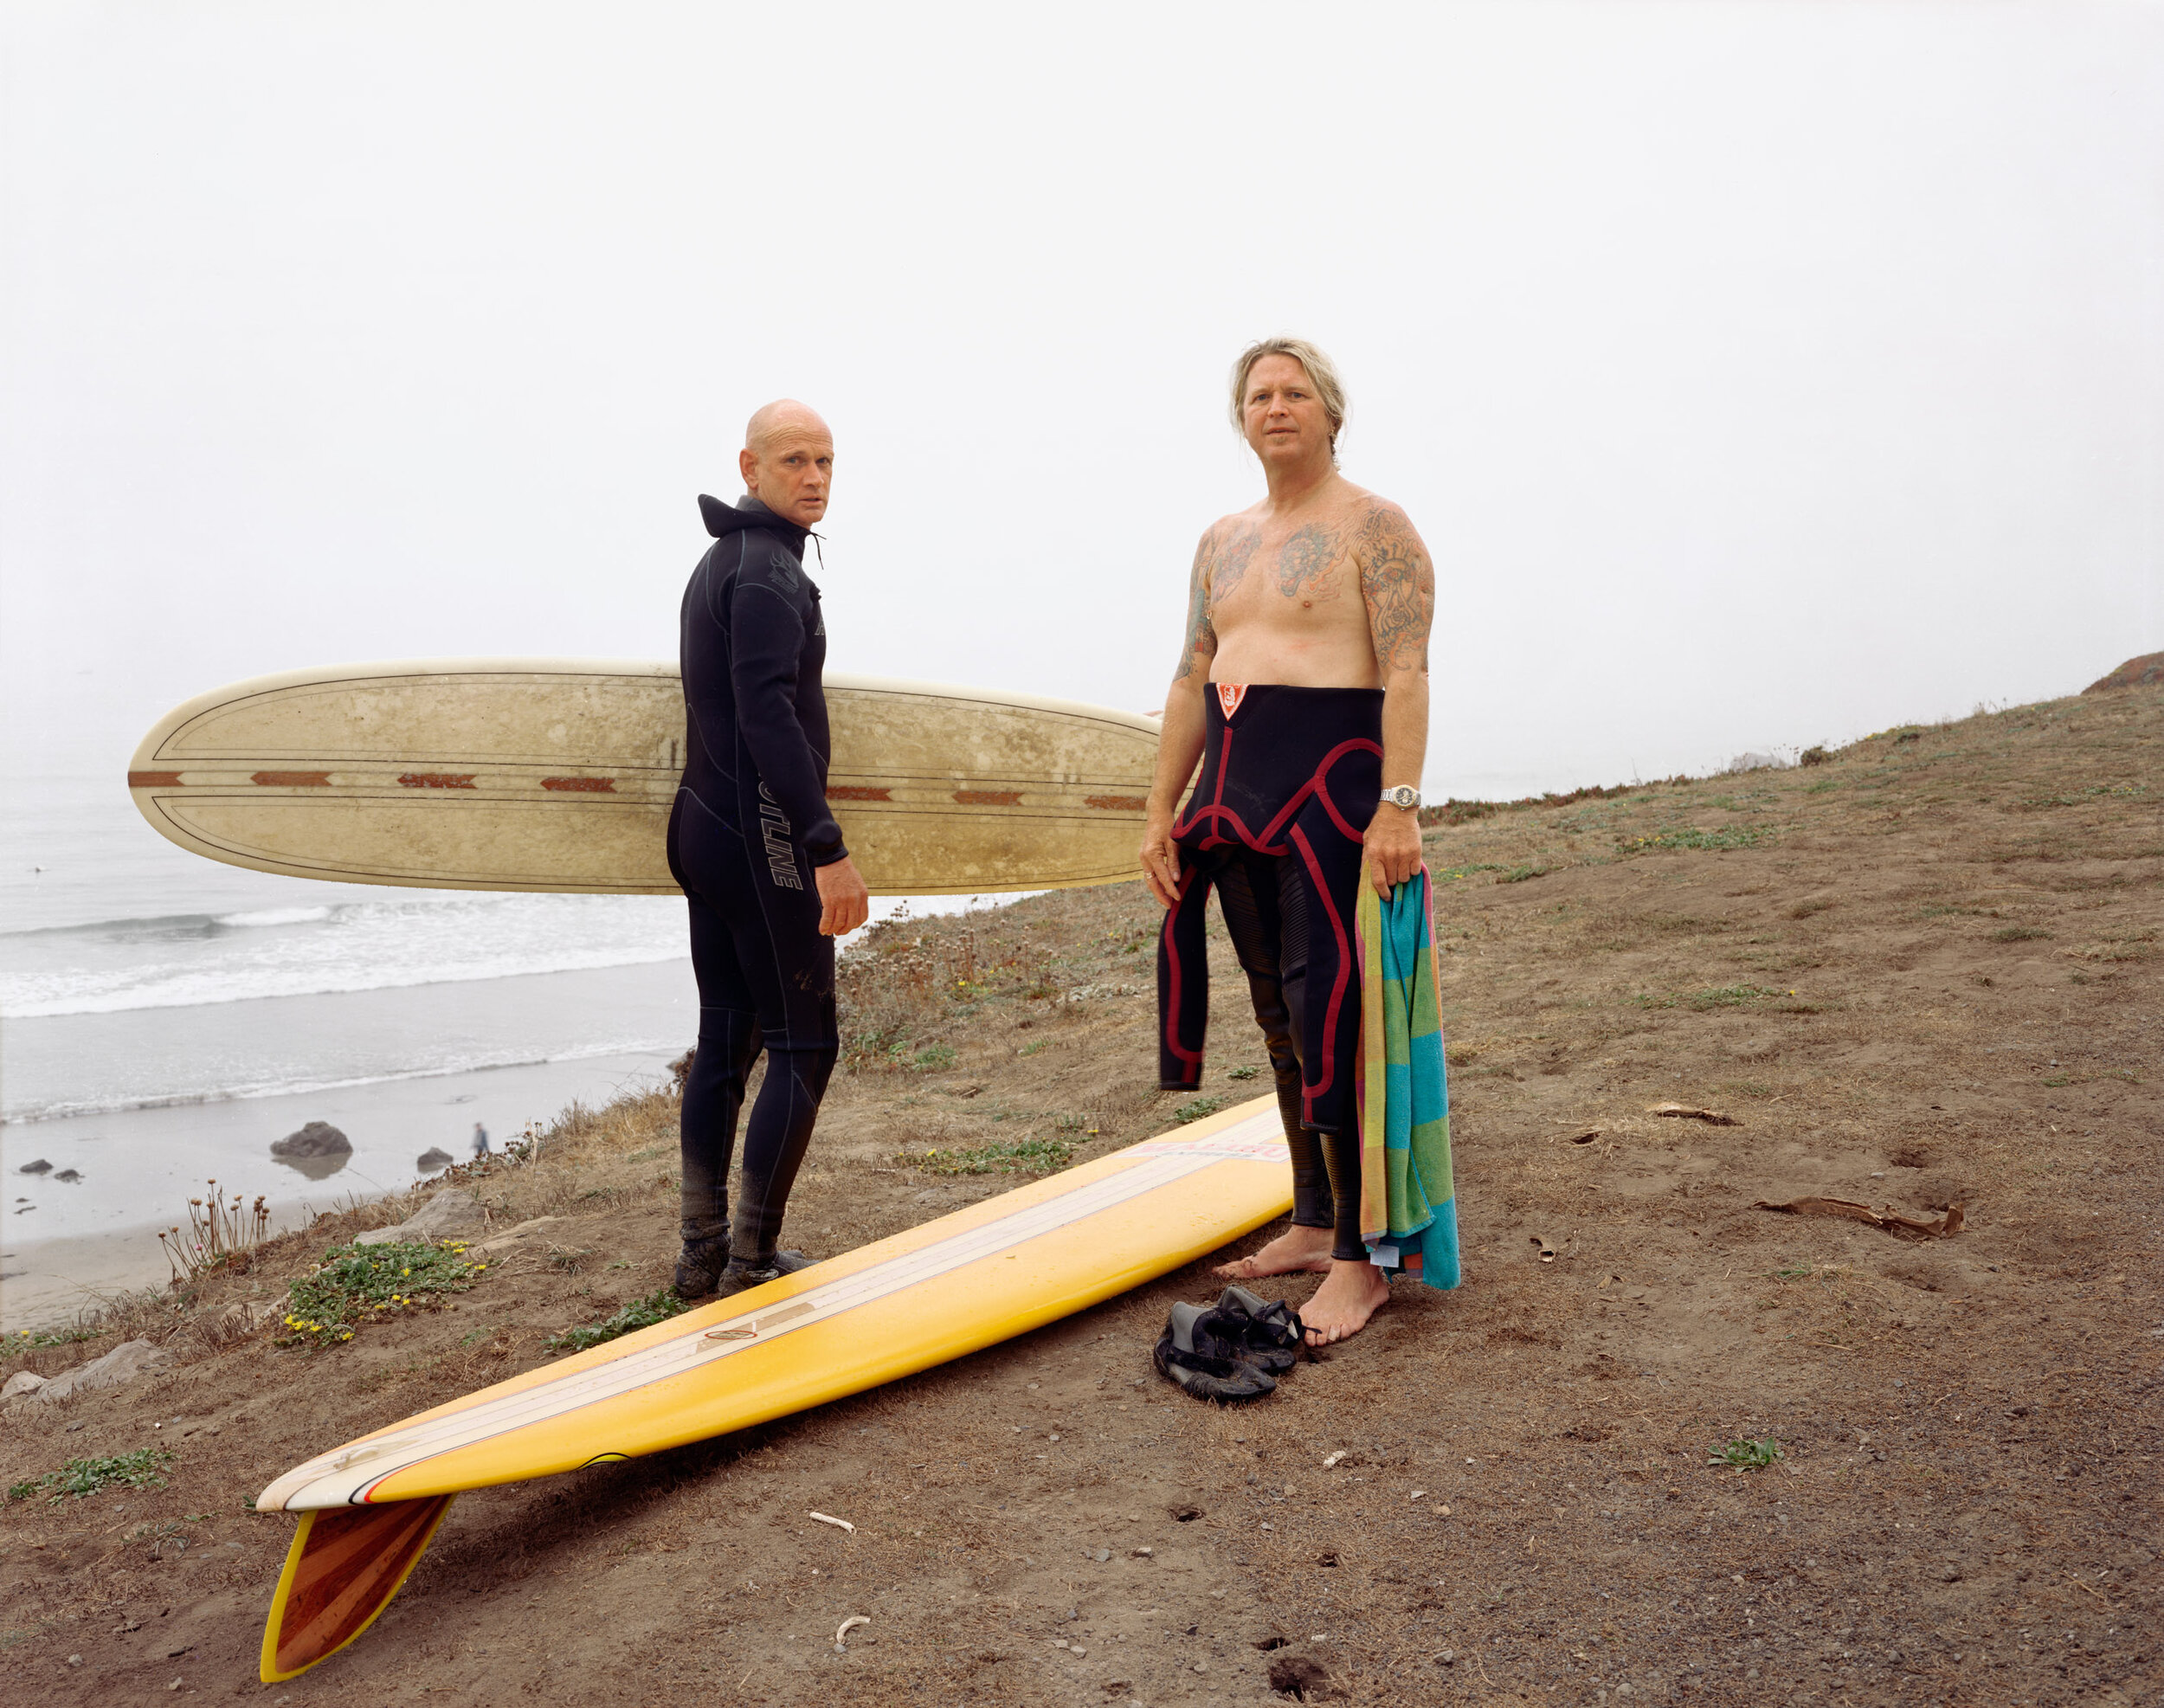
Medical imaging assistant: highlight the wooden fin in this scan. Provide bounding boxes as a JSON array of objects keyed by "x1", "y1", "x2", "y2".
[{"x1": 259, "y1": 1494, "x2": 455, "y2": 1682}]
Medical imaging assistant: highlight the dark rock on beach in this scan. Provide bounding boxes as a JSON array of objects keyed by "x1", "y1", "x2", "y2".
[
  {"x1": 51, "y1": 1169, "x2": 81, "y2": 1183},
  {"x1": 16, "y1": 1159, "x2": 51, "y2": 1175},
  {"x1": 415, "y1": 1147, "x2": 454, "y2": 1175},
  {"x1": 271, "y1": 1120, "x2": 353, "y2": 1180},
  {"x1": 271, "y1": 1120, "x2": 351, "y2": 1160}
]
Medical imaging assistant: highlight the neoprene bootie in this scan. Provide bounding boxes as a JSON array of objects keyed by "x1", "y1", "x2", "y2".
[
  {"x1": 1214, "y1": 1285, "x2": 1306, "y2": 1375},
  {"x1": 1153, "y1": 1302, "x2": 1276, "y2": 1403},
  {"x1": 672, "y1": 1238, "x2": 731, "y2": 1300},
  {"x1": 718, "y1": 1247, "x2": 814, "y2": 1296}
]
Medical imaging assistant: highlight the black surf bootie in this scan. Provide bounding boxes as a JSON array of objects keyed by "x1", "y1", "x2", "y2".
[
  {"x1": 673, "y1": 1237, "x2": 731, "y2": 1300},
  {"x1": 718, "y1": 1247, "x2": 815, "y2": 1296},
  {"x1": 1153, "y1": 1301, "x2": 1277, "y2": 1403},
  {"x1": 1214, "y1": 1285, "x2": 1307, "y2": 1375}
]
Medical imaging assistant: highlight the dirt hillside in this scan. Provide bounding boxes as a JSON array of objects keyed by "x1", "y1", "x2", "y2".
[{"x1": 3, "y1": 683, "x2": 2159, "y2": 1706}]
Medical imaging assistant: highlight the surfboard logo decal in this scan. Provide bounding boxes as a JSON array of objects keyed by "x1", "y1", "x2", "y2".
[
  {"x1": 539, "y1": 777, "x2": 615, "y2": 793},
  {"x1": 953, "y1": 790, "x2": 1022, "y2": 807},
  {"x1": 252, "y1": 770, "x2": 332, "y2": 787},
  {"x1": 397, "y1": 773, "x2": 477, "y2": 790},
  {"x1": 1215, "y1": 684, "x2": 1246, "y2": 719},
  {"x1": 827, "y1": 785, "x2": 892, "y2": 802},
  {"x1": 1084, "y1": 795, "x2": 1147, "y2": 812}
]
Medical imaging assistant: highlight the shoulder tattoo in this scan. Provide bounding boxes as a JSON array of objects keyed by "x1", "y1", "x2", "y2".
[{"x1": 1356, "y1": 502, "x2": 1434, "y2": 673}]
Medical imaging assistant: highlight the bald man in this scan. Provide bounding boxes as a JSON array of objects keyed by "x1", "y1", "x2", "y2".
[{"x1": 669, "y1": 401, "x2": 870, "y2": 1299}]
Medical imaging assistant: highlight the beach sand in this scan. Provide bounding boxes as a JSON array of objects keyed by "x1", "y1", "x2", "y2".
[
  {"x1": 0, "y1": 1046, "x2": 681, "y2": 1332},
  {"x1": 1, "y1": 683, "x2": 2157, "y2": 1705}
]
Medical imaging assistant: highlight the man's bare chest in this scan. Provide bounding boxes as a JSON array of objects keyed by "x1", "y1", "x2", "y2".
[{"x1": 1208, "y1": 516, "x2": 1362, "y2": 618}]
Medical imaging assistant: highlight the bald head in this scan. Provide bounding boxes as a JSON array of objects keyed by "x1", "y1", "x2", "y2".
[{"x1": 738, "y1": 399, "x2": 834, "y2": 528}]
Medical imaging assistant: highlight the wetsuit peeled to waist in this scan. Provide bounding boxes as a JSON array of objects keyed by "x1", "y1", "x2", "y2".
[{"x1": 1156, "y1": 683, "x2": 1383, "y2": 1263}]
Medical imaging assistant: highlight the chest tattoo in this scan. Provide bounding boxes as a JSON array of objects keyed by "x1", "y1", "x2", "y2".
[
  {"x1": 1272, "y1": 524, "x2": 1340, "y2": 598},
  {"x1": 1208, "y1": 524, "x2": 1261, "y2": 601}
]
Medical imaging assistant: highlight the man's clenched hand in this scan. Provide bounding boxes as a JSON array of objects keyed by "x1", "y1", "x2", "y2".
[
  {"x1": 815, "y1": 854, "x2": 871, "y2": 937},
  {"x1": 1363, "y1": 803, "x2": 1423, "y2": 897}
]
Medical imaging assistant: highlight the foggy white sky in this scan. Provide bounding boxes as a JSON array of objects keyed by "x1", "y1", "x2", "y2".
[{"x1": 3, "y1": 1, "x2": 2159, "y2": 799}]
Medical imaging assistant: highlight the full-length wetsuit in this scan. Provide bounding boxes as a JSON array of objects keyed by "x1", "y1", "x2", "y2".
[
  {"x1": 1157, "y1": 682, "x2": 1382, "y2": 1261},
  {"x1": 669, "y1": 493, "x2": 847, "y2": 1283}
]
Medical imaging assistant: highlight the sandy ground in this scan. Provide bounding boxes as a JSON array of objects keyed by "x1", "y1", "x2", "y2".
[{"x1": 2, "y1": 683, "x2": 2159, "y2": 1706}]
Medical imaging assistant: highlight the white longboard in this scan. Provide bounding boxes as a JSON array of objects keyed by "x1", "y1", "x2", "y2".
[{"x1": 128, "y1": 660, "x2": 1160, "y2": 896}]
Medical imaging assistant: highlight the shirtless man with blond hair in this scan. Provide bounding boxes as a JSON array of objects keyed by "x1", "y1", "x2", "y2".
[{"x1": 1141, "y1": 338, "x2": 1436, "y2": 1345}]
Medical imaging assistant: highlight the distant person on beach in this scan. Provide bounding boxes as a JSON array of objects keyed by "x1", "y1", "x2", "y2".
[
  {"x1": 1140, "y1": 338, "x2": 1435, "y2": 1346},
  {"x1": 471, "y1": 1122, "x2": 489, "y2": 1158},
  {"x1": 669, "y1": 401, "x2": 870, "y2": 1299}
]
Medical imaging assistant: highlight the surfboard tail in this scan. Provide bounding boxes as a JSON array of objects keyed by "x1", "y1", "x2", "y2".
[{"x1": 259, "y1": 1494, "x2": 455, "y2": 1683}]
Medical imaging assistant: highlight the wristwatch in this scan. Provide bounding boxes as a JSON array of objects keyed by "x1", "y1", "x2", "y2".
[{"x1": 1381, "y1": 785, "x2": 1421, "y2": 811}]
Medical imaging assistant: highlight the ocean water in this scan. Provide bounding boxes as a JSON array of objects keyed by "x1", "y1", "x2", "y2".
[
  {"x1": 0, "y1": 775, "x2": 977, "y2": 1326},
  {"x1": 1, "y1": 777, "x2": 694, "y2": 1122}
]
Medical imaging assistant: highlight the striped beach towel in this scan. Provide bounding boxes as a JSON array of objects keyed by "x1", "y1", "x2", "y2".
[{"x1": 1354, "y1": 863, "x2": 1462, "y2": 1289}]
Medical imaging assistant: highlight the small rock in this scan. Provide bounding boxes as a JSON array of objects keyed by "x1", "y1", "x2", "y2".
[
  {"x1": 270, "y1": 1120, "x2": 351, "y2": 1160},
  {"x1": 470, "y1": 1216, "x2": 566, "y2": 1257},
  {"x1": 17, "y1": 1159, "x2": 51, "y2": 1175},
  {"x1": 51, "y1": 1169, "x2": 82, "y2": 1183},
  {"x1": 39, "y1": 1339, "x2": 174, "y2": 1402},
  {"x1": 357, "y1": 1189, "x2": 488, "y2": 1246},
  {"x1": 2, "y1": 1369, "x2": 48, "y2": 1399},
  {"x1": 415, "y1": 1147, "x2": 454, "y2": 1175},
  {"x1": 1131, "y1": 1546, "x2": 1153, "y2": 1557},
  {"x1": 1191, "y1": 1659, "x2": 1208, "y2": 1674},
  {"x1": 67, "y1": 1653, "x2": 82, "y2": 1666}
]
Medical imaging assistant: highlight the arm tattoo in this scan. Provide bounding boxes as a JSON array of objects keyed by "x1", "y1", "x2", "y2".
[
  {"x1": 1172, "y1": 523, "x2": 1260, "y2": 680},
  {"x1": 1356, "y1": 501, "x2": 1434, "y2": 673},
  {"x1": 1173, "y1": 530, "x2": 1220, "y2": 681}
]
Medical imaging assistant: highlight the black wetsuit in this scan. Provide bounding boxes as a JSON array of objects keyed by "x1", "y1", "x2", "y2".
[
  {"x1": 1157, "y1": 683, "x2": 1383, "y2": 1261},
  {"x1": 669, "y1": 493, "x2": 847, "y2": 1265}
]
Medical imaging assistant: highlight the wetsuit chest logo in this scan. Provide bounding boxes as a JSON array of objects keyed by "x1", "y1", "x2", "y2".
[{"x1": 1216, "y1": 683, "x2": 1246, "y2": 720}]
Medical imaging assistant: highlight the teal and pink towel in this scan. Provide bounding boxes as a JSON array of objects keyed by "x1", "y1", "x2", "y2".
[{"x1": 1354, "y1": 863, "x2": 1462, "y2": 1288}]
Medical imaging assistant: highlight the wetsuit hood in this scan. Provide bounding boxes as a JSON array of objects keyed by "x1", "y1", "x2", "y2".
[{"x1": 699, "y1": 492, "x2": 811, "y2": 550}]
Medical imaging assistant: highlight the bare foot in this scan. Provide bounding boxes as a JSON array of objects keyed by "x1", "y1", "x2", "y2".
[
  {"x1": 1300, "y1": 1259, "x2": 1392, "y2": 1345},
  {"x1": 1214, "y1": 1227, "x2": 1334, "y2": 1279}
]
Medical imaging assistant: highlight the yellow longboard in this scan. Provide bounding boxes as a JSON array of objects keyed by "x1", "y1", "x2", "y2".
[
  {"x1": 254, "y1": 1099, "x2": 1293, "y2": 1680},
  {"x1": 128, "y1": 659, "x2": 1161, "y2": 897}
]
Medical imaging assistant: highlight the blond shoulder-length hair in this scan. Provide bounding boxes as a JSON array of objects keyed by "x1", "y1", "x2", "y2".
[{"x1": 1228, "y1": 337, "x2": 1348, "y2": 462}]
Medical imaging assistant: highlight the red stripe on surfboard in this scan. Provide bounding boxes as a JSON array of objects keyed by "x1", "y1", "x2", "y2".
[
  {"x1": 397, "y1": 773, "x2": 476, "y2": 790},
  {"x1": 1085, "y1": 795, "x2": 1147, "y2": 811},
  {"x1": 827, "y1": 785, "x2": 892, "y2": 802},
  {"x1": 539, "y1": 777, "x2": 615, "y2": 792},
  {"x1": 128, "y1": 770, "x2": 183, "y2": 787},
  {"x1": 253, "y1": 770, "x2": 332, "y2": 787},
  {"x1": 953, "y1": 790, "x2": 1022, "y2": 807}
]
